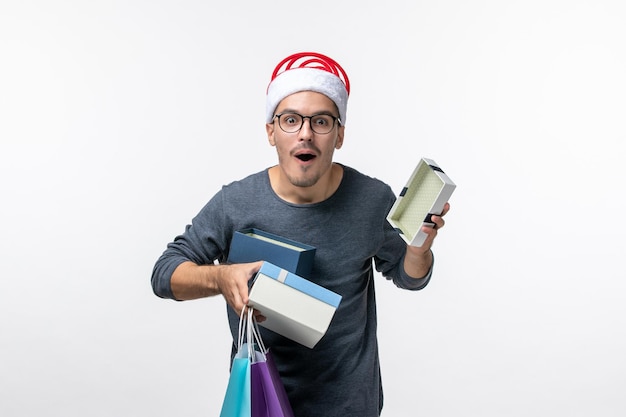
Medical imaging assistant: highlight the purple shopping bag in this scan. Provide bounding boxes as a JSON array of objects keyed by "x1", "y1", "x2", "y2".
[
  {"x1": 250, "y1": 349, "x2": 294, "y2": 417},
  {"x1": 248, "y1": 309, "x2": 294, "y2": 417},
  {"x1": 265, "y1": 351, "x2": 293, "y2": 416}
]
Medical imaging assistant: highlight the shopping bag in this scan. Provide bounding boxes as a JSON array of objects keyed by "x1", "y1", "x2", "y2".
[
  {"x1": 220, "y1": 307, "x2": 294, "y2": 417},
  {"x1": 219, "y1": 356, "x2": 250, "y2": 417},
  {"x1": 219, "y1": 308, "x2": 253, "y2": 417},
  {"x1": 248, "y1": 310, "x2": 295, "y2": 417}
]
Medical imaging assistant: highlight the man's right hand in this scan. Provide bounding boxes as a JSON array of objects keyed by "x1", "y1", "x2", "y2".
[{"x1": 170, "y1": 260, "x2": 265, "y2": 320}]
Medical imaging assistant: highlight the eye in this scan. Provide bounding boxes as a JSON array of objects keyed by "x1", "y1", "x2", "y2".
[
  {"x1": 312, "y1": 115, "x2": 332, "y2": 126},
  {"x1": 281, "y1": 114, "x2": 301, "y2": 126}
]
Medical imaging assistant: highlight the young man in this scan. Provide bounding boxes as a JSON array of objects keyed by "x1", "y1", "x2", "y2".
[{"x1": 151, "y1": 52, "x2": 450, "y2": 416}]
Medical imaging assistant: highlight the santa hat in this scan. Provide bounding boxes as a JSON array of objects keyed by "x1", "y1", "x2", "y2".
[{"x1": 266, "y1": 52, "x2": 350, "y2": 125}]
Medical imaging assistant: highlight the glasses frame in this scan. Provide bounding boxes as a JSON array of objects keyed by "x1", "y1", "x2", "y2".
[{"x1": 273, "y1": 112, "x2": 342, "y2": 135}]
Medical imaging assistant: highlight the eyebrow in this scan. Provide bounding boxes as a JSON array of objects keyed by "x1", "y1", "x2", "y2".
[{"x1": 277, "y1": 109, "x2": 338, "y2": 117}]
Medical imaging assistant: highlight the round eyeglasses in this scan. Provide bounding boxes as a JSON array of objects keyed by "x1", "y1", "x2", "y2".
[{"x1": 274, "y1": 112, "x2": 341, "y2": 135}]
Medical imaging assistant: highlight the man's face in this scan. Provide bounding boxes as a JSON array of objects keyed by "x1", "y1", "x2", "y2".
[{"x1": 266, "y1": 91, "x2": 344, "y2": 189}]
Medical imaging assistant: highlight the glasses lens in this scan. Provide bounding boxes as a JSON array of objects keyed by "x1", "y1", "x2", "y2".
[
  {"x1": 278, "y1": 113, "x2": 303, "y2": 133},
  {"x1": 310, "y1": 115, "x2": 334, "y2": 134}
]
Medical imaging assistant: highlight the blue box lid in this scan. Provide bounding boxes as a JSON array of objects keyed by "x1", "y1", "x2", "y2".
[{"x1": 257, "y1": 262, "x2": 342, "y2": 308}]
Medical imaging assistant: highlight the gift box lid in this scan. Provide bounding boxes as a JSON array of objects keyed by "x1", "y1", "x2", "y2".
[
  {"x1": 227, "y1": 228, "x2": 316, "y2": 278},
  {"x1": 255, "y1": 262, "x2": 341, "y2": 308},
  {"x1": 387, "y1": 157, "x2": 456, "y2": 247}
]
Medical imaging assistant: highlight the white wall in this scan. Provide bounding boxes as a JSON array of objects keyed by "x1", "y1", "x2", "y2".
[{"x1": 1, "y1": 1, "x2": 625, "y2": 416}]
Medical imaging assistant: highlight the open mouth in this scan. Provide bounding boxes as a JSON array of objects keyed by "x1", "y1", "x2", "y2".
[{"x1": 295, "y1": 153, "x2": 316, "y2": 162}]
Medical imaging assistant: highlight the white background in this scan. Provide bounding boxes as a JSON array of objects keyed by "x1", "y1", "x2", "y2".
[{"x1": 1, "y1": 1, "x2": 625, "y2": 416}]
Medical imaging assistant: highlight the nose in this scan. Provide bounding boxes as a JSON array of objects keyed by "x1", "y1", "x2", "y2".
[{"x1": 298, "y1": 117, "x2": 314, "y2": 141}]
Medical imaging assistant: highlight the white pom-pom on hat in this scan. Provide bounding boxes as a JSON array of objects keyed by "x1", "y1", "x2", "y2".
[{"x1": 266, "y1": 52, "x2": 350, "y2": 125}]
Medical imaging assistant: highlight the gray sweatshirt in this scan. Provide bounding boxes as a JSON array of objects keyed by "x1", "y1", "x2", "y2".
[{"x1": 151, "y1": 164, "x2": 432, "y2": 416}]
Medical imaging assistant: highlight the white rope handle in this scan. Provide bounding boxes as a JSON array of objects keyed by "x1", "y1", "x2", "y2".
[
  {"x1": 246, "y1": 307, "x2": 256, "y2": 361},
  {"x1": 251, "y1": 313, "x2": 267, "y2": 355},
  {"x1": 237, "y1": 305, "x2": 247, "y2": 350},
  {"x1": 246, "y1": 306, "x2": 267, "y2": 363}
]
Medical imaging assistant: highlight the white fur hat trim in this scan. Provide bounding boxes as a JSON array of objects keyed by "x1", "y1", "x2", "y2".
[{"x1": 266, "y1": 67, "x2": 349, "y2": 125}]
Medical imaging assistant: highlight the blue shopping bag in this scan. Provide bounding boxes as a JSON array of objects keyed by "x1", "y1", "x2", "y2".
[
  {"x1": 219, "y1": 354, "x2": 251, "y2": 417},
  {"x1": 220, "y1": 307, "x2": 253, "y2": 417}
]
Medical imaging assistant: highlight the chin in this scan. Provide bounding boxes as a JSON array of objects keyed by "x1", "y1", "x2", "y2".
[
  {"x1": 289, "y1": 176, "x2": 319, "y2": 188},
  {"x1": 285, "y1": 169, "x2": 321, "y2": 188}
]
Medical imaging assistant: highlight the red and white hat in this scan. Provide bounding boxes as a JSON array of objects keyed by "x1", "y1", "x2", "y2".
[{"x1": 266, "y1": 52, "x2": 351, "y2": 125}]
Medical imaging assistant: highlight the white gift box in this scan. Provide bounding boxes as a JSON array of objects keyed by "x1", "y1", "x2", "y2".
[
  {"x1": 387, "y1": 157, "x2": 456, "y2": 247},
  {"x1": 248, "y1": 261, "x2": 342, "y2": 349}
]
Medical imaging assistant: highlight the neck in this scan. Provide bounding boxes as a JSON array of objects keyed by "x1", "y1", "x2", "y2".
[{"x1": 268, "y1": 163, "x2": 344, "y2": 204}]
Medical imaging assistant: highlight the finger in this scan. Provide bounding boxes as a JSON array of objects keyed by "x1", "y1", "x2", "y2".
[
  {"x1": 440, "y1": 202, "x2": 450, "y2": 217},
  {"x1": 223, "y1": 279, "x2": 247, "y2": 317},
  {"x1": 433, "y1": 211, "x2": 446, "y2": 230},
  {"x1": 238, "y1": 279, "x2": 250, "y2": 306},
  {"x1": 250, "y1": 260, "x2": 264, "y2": 274},
  {"x1": 241, "y1": 261, "x2": 263, "y2": 306},
  {"x1": 228, "y1": 291, "x2": 245, "y2": 317},
  {"x1": 252, "y1": 309, "x2": 267, "y2": 323}
]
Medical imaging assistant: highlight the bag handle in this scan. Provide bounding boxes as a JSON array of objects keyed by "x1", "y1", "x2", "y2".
[
  {"x1": 237, "y1": 306, "x2": 269, "y2": 362},
  {"x1": 246, "y1": 306, "x2": 268, "y2": 363},
  {"x1": 250, "y1": 309, "x2": 267, "y2": 355},
  {"x1": 236, "y1": 305, "x2": 248, "y2": 350}
]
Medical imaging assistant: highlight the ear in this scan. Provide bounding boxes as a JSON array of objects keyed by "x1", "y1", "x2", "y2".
[
  {"x1": 335, "y1": 125, "x2": 345, "y2": 150},
  {"x1": 266, "y1": 123, "x2": 276, "y2": 146}
]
